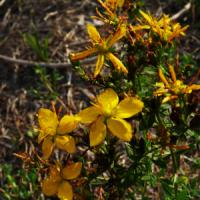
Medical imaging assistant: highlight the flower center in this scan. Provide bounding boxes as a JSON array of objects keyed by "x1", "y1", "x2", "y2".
[
  {"x1": 172, "y1": 80, "x2": 186, "y2": 94},
  {"x1": 96, "y1": 41, "x2": 109, "y2": 54}
]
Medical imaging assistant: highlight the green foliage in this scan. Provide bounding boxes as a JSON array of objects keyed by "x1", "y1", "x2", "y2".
[
  {"x1": 0, "y1": 164, "x2": 40, "y2": 200},
  {"x1": 23, "y1": 33, "x2": 49, "y2": 61},
  {"x1": 23, "y1": 33, "x2": 64, "y2": 101}
]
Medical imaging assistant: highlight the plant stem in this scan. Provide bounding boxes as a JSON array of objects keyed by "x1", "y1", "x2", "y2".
[
  {"x1": 170, "y1": 147, "x2": 178, "y2": 198},
  {"x1": 170, "y1": 147, "x2": 177, "y2": 174}
]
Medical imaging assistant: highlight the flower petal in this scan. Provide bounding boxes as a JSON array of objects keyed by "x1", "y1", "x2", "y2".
[
  {"x1": 38, "y1": 130, "x2": 48, "y2": 144},
  {"x1": 87, "y1": 24, "x2": 102, "y2": 43},
  {"x1": 57, "y1": 181, "x2": 73, "y2": 200},
  {"x1": 57, "y1": 115, "x2": 78, "y2": 135},
  {"x1": 139, "y1": 10, "x2": 153, "y2": 25},
  {"x1": 42, "y1": 178, "x2": 59, "y2": 196},
  {"x1": 107, "y1": 24, "x2": 126, "y2": 47},
  {"x1": 105, "y1": 0, "x2": 115, "y2": 9},
  {"x1": 38, "y1": 108, "x2": 58, "y2": 136},
  {"x1": 94, "y1": 54, "x2": 105, "y2": 78},
  {"x1": 49, "y1": 165, "x2": 62, "y2": 183},
  {"x1": 117, "y1": 0, "x2": 125, "y2": 7},
  {"x1": 55, "y1": 135, "x2": 76, "y2": 154},
  {"x1": 107, "y1": 117, "x2": 132, "y2": 141},
  {"x1": 130, "y1": 25, "x2": 150, "y2": 31},
  {"x1": 185, "y1": 84, "x2": 200, "y2": 93},
  {"x1": 154, "y1": 82, "x2": 167, "y2": 96},
  {"x1": 162, "y1": 95, "x2": 178, "y2": 103},
  {"x1": 97, "y1": 0, "x2": 113, "y2": 17},
  {"x1": 90, "y1": 117, "x2": 107, "y2": 146},
  {"x1": 62, "y1": 162, "x2": 82, "y2": 180},
  {"x1": 168, "y1": 65, "x2": 176, "y2": 82},
  {"x1": 113, "y1": 97, "x2": 144, "y2": 118},
  {"x1": 106, "y1": 53, "x2": 128, "y2": 74},
  {"x1": 77, "y1": 106, "x2": 100, "y2": 124},
  {"x1": 70, "y1": 48, "x2": 97, "y2": 61},
  {"x1": 96, "y1": 88, "x2": 119, "y2": 115},
  {"x1": 42, "y1": 136, "x2": 54, "y2": 159},
  {"x1": 158, "y1": 68, "x2": 170, "y2": 88}
]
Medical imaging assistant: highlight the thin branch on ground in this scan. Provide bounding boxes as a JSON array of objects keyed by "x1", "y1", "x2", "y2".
[
  {"x1": 0, "y1": 54, "x2": 96, "y2": 69},
  {"x1": 171, "y1": 2, "x2": 192, "y2": 21}
]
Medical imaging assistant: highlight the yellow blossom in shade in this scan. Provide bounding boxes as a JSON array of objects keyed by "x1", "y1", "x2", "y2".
[
  {"x1": 154, "y1": 65, "x2": 200, "y2": 103},
  {"x1": 70, "y1": 23, "x2": 127, "y2": 78},
  {"x1": 77, "y1": 88, "x2": 144, "y2": 146},
  {"x1": 38, "y1": 107, "x2": 79, "y2": 159},
  {"x1": 131, "y1": 10, "x2": 188, "y2": 43},
  {"x1": 42, "y1": 162, "x2": 82, "y2": 200}
]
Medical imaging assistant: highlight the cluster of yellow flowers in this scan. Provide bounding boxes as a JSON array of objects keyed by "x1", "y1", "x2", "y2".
[
  {"x1": 94, "y1": 0, "x2": 125, "y2": 24},
  {"x1": 38, "y1": 88, "x2": 144, "y2": 199},
  {"x1": 70, "y1": 1, "x2": 189, "y2": 78},
  {"x1": 37, "y1": 1, "x2": 200, "y2": 199},
  {"x1": 42, "y1": 162, "x2": 82, "y2": 200},
  {"x1": 130, "y1": 10, "x2": 189, "y2": 43},
  {"x1": 154, "y1": 65, "x2": 200, "y2": 103}
]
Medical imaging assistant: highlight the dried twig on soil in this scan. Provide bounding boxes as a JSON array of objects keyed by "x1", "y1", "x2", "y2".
[
  {"x1": 0, "y1": 54, "x2": 96, "y2": 69},
  {"x1": 0, "y1": 0, "x2": 6, "y2": 7},
  {"x1": 171, "y1": 2, "x2": 192, "y2": 21}
]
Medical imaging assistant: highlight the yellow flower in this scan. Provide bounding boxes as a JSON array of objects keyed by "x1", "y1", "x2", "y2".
[
  {"x1": 154, "y1": 65, "x2": 200, "y2": 103},
  {"x1": 38, "y1": 107, "x2": 79, "y2": 159},
  {"x1": 105, "y1": 0, "x2": 125, "y2": 9},
  {"x1": 77, "y1": 88, "x2": 144, "y2": 146},
  {"x1": 42, "y1": 162, "x2": 82, "y2": 200},
  {"x1": 131, "y1": 10, "x2": 188, "y2": 43},
  {"x1": 70, "y1": 23, "x2": 127, "y2": 78},
  {"x1": 95, "y1": 0, "x2": 125, "y2": 24}
]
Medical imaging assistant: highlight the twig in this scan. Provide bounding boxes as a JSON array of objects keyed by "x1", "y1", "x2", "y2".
[
  {"x1": 0, "y1": 0, "x2": 6, "y2": 7},
  {"x1": 171, "y1": 2, "x2": 192, "y2": 21},
  {"x1": 0, "y1": 54, "x2": 96, "y2": 69}
]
